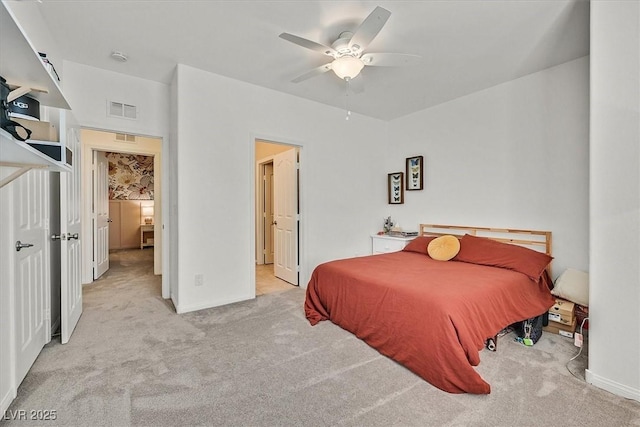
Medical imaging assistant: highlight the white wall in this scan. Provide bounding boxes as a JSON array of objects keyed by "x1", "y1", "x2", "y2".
[
  {"x1": 172, "y1": 64, "x2": 388, "y2": 313},
  {"x1": 387, "y1": 57, "x2": 590, "y2": 277},
  {"x1": 169, "y1": 69, "x2": 180, "y2": 308},
  {"x1": 62, "y1": 61, "x2": 170, "y2": 138},
  {"x1": 587, "y1": 0, "x2": 640, "y2": 401}
]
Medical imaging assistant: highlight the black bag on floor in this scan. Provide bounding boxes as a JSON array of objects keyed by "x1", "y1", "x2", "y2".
[
  {"x1": 512, "y1": 312, "x2": 547, "y2": 346},
  {"x1": 1, "y1": 76, "x2": 32, "y2": 141}
]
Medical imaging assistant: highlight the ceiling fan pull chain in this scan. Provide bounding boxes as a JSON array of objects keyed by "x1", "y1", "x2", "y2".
[{"x1": 345, "y1": 78, "x2": 351, "y2": 120}]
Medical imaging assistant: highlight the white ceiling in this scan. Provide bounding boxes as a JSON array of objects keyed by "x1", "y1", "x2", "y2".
[{"x1": 25, "y1": 0, "x2": 589, "y2": 121}]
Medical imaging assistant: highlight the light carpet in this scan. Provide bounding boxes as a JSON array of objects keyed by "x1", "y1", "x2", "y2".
[{"x1": 5, "y1": 249, "x2": 640, "y2": 426}]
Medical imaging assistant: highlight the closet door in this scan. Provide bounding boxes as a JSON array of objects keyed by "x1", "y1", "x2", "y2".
[
  {"x1": 14, "y1": 169, "x2": 49, "y2": 386},
  {"x1": 121, "y1": 201, "x2": 141, "y2": 248},
  {"x1": 106, "y1": 200, "x2": 141, "y2": 250}
]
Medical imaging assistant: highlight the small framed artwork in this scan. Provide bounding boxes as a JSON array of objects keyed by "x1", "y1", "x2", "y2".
[
  {"x1": 406, "y1": 155, "x2": 424, "y2": 191},
  {"x1": 388, "y1": 172, "x2": 404, "y2": 204}
]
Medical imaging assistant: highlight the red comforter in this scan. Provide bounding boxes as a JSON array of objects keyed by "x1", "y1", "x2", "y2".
[{"x1": 304, "y1": 251, "x2": 555, "y2": 394}]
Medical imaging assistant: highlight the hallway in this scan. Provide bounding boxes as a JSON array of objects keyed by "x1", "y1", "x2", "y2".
[{"x1": 255, "y1": 264, "x2": 296, "y2": 295}]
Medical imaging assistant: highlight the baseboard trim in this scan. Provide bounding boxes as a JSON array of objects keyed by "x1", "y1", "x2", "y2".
[
  {"x1": 586, "y1": 369, "x2": 640, "y2": 402},
  {"x1": 1, "y1": 387, "x2": 17, "y2": 417},
  {"x1": 175, "y1": 294, "x2": 252, "y2": 314}
]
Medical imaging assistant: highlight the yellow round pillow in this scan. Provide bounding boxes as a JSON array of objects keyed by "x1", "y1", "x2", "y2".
[{"x1": 427, "y1": 235, "x2": 461, "y2": 261}]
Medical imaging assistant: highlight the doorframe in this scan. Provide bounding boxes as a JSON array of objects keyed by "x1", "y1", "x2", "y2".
[
  {"x1": 80, "y1": 129, "x2": 167, "y2": 299},
  {"x1": 255, "y1": 157, "x2": 274, "y2": 266},
  {"x1": 250, "y1": 134, "x2": 305, "y2": 297}
]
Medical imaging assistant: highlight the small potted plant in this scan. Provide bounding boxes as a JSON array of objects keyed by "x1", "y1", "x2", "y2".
[{"x1": 383, "y1": 216, "x2": 394, "y2": 233}]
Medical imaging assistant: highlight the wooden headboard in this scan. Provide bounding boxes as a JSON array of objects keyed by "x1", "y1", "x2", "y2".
[{"x1": 419, "y1": 224, "x2": 552, "y2": 256}]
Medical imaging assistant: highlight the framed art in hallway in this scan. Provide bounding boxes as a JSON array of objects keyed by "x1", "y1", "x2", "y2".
[
  {"x1": 388, "y1": 172, "x2": 404, "y2": 204},
  {"x1": 406, "y1": 155, "x2": 424, "y2": 190}
]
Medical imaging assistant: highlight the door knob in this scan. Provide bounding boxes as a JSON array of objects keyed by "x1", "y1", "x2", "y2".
[
  {"x1": 15, "y1": 241, "x2": 34, "y2": 251},
  {"x1": 51, "y1": 234, "x2": 62, "y2": 241},
  {"x1": 272, "y1": 221, "x2": 277, "y2": 225},
  {"x1": 107, "y1": 218, "x2": 113, "y2": 223},
  {"x1": 66, "y1": 233, "x2": 79, "y2": 240}
]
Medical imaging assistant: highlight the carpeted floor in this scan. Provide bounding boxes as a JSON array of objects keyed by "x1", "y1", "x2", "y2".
[{"x1": 5, "y1": 250, "x2": 640, "y2": 426}]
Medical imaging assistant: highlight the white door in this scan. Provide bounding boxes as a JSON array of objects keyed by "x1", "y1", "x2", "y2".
[
  {"x1": 93, "y1": 151, "x2": 109, "y2": 278},
  {"x1": 264, "y1": 162, "x2": 274, "y2": 264},
  {"x1": 273, "y1": 148, "x2": 298, "y2": 285},
  {"x1": 14, "y1": 169, "x2": 49, "y2": 385},
  {"x1": 60, "y1": 116, "x2": 82, "y2": 344}
]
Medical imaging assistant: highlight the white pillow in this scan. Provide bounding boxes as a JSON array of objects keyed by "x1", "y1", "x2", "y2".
[{"x1": 552, "y1": 268, "x2": 589, "y2": 306}]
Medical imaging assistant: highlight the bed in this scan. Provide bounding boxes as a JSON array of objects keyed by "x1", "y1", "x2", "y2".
[{"x1": 304, "y1": 224, "x2": 556, "y2": 394}]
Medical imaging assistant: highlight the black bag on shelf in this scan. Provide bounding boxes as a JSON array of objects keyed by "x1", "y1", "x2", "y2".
[{"x1": 0, "y1": 75, "x2": 32, "y2": 141}]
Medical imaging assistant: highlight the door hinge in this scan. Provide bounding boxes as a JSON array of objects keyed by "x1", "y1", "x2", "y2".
[{"x1": 45, "y1": 308, "x2": 50, "y2": 321}]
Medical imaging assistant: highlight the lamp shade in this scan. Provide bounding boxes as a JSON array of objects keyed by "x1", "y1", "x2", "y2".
[
  {"x1": 141, "y1": 205, "x2": 154, "y2": 224},
  {"x1": 331, "y1": 56, "x2": 365, "y2": 80}
]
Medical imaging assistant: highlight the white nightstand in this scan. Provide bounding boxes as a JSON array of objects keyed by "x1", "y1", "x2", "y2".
[
  {"x1": 140, "y1": 224, "x2": 154, "y2": 249},
  {"x1": 371, "y1": 234, "x2": 416, "y2": 254}
]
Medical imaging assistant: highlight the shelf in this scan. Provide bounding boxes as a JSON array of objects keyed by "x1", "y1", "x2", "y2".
[
  {"x1": 0, "y1": 129, "x2": 71, "y2": 187},
  {"x1": 0, "y1": 2, "x2": 74, "y2": 188},
  {"x1": 0, "y1": 2, "x2": 70, "y2": 110}
]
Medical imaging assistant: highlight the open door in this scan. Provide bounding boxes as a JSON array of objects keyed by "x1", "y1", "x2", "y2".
[
  {"x1": 93, "y1": 151, "x2": 109, "y2": 278},
  {"x1": 273, "y1": 148, "x2": 298, "y2": 286},
  {"x1": 263, "y1": 162, "x2": 274, "y2": 264},
  {"x1": 60, "y1": 112, "x2": 82, "y2": 344}
]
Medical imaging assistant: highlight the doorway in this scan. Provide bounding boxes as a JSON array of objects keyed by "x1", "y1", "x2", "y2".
[
  {"x1": 255, "y1": 139, "x2": 300, "y2": 294},
  {"x1": 80, "y1": 129, "x2": 165, "y2": 297},
  {"x1": 95, "y1": 150, "x2": 155, "y2": 279}
]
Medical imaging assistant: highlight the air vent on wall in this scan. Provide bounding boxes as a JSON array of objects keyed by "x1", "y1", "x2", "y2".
[
  {"x1": 108, "y1": 100, "x2": 137, "y2": 119},
  {"x1": 115, "y1": 133, "x2": 136, "y2": 143}
]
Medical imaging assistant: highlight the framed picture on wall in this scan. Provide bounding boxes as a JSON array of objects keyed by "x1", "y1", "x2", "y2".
[
  {"x1": 388, "y1": 172, "x2": 404, "y2": 204},
  {"x1": 406, "y1": 155, "x2": 424, "y2": 191}
]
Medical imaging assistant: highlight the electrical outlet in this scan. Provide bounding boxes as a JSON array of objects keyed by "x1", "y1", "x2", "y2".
[{"x1": 195, "y1": 274, "x2": 204, "y2": 287}]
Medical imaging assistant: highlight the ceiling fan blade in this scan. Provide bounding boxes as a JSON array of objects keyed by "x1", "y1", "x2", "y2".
[
  {"x1": 361, "y1": 53, "x2": 421, "y2": 67},
  {"x1": 291, "y1": 63, "x2": 333, "y2": 83},
  {"x1": 348, "y1": 6, "x2": 391, "y2": 53},
  {"x1": 279, "y1": 33, "x2": 337, "y2": 57},
  {"x1": 347, "y1": 75, "x2": 364, "y2": 94}
]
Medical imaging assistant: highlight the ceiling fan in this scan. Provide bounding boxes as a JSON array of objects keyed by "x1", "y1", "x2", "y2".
[{"x1": 279, "y1": 6, "x2": 420, "y2": 91}]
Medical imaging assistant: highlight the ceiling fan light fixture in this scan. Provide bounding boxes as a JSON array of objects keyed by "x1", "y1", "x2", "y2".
[{"x1": 331, "y1": 56, "x2": 364, "y2": 80}]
